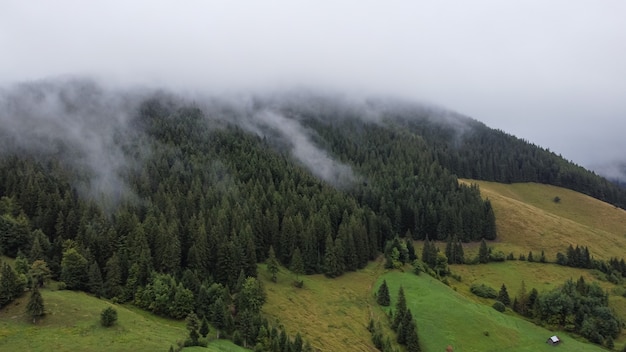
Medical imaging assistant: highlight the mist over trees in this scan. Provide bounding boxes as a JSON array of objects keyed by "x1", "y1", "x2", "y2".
[{"x1": 1, "y1": 80, "x2": 625, "y2": 346}]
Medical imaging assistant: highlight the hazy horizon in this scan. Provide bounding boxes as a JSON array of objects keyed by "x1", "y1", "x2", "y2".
[{"x1": 2, "y1": 1, "x2": 625, "y2": 179}]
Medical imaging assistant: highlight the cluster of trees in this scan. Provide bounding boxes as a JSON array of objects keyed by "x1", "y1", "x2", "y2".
[
  {"x1": 556, "y1": 245, "x2": 626, "y2": 284},
  {"x1": 533, "y1": 277, "x2": 620, "y2": 348},
  {"x1": 396, "y1": 115, "x2": 626, "y2": 209},
  {"x1": 488, "y1": 278, "x2": 620, "y2": 349},
  {"x1": 374, "y1": 283, "x2": 421, "y2": 352},
  {"x1": 383, "y1": 237, "x2": 416, "y2": 269}
]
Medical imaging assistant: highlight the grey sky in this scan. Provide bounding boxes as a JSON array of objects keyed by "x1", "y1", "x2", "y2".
[{"x1": 1, "y1": 1, "x2": 625, "y2": 173}]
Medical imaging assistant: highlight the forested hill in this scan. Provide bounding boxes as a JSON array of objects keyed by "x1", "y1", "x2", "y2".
[{"x1": 0, "y1": 80, "x2": 624, "y2": 305}]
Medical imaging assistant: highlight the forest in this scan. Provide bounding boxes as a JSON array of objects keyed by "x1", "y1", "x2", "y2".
[{"x1": 1, "y1": 82, "x2": 626, "y2": 349}]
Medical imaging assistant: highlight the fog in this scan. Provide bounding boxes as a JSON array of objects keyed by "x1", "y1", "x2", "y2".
[{"x1": 1, "y1": 1, "x2": 625, "y2": 180}]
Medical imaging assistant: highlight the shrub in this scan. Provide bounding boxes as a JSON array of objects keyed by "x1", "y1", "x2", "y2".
[
  {"x1": 489, "y1": 251, "x2": 506, "y2": 262},
  {"x1": 100, "y1": 306, "x2": 118, "y2": 327},
  {"x1": 492, "y1": 301, "x2": 506, "y2": 312},
  {"x1": 470, "y1": 283, "x2": 498, "y2": 298}
]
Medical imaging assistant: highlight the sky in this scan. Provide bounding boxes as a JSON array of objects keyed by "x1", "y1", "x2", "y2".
[{"x1": 1, "y1": 1, "x2": 625, "y2": 176}]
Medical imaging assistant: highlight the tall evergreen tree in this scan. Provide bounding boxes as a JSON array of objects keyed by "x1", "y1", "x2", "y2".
[
  {"x1": 87, "y1": 261, "x2": 104, "y2": 297},
  {"x1": 376, "y1": 279, "x2": 391, "y2": 306},
  {"x1": 26, "y1": 286, "x2": 45, "y2": 323},
  {"x1": 200, "y1": 316, "x2": 210, "y2": 338},
  {"x1": 478, "y1": 239, "x2": 489, "y2": 264},
  {"x1": 392, "y1": 286, "x2": 407, "y2": 330},
  {"x1": 267, "y1": 246, "x2": 279, "y2": 283},
  {"x1": 186, "y1": 312, "x2": 200, "y2": 346},
  {"x1": 497, "y1": 284, "x2": 511, "y2": 306},
  {"x1": 0, "y1": 261, "x2": 25, "y2": 307}
]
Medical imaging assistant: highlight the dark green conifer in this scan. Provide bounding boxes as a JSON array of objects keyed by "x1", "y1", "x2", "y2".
[
  {"x1": 392, "y1": 286, "x2": 407, "y2": 330},
  {"x1": 376, "y1": 279, "x2": 391, "y2": 306},
  {"x1": 497, "y1": 284, "x2": 511, "y2": 306},
  {"x1": 26, "y1": 287, "x2": 45, "y2": 323}
]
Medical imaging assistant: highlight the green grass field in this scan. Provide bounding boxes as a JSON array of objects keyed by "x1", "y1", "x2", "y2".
[
  {"x1": 376, "y1": 271, "x2": 608, "y2": 352},
  {"x1": 0, "y1": 287, "x2": 245, "y2": 352}
]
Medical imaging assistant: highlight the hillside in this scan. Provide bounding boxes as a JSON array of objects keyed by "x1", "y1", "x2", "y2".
[
  {"x1": 377, "y1": 272, "x2": 608, "y2": 352},
  {"x1": 2, "y1": 81, "x2": 626, "y2": 351},
  {"x1": 0, "y1": 286, "x2": 246, "y2": 352},
  {"x1": 461, "y1": 180, "x2": 626, "y2": 260}
]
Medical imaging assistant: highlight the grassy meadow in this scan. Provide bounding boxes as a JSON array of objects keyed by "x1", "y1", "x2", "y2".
[
  {"x1": 460, "y1": 180, "x2": 626, "y2": 261},
  {"x1": 376, "y1": 271, "x2": 608, "y2": 352},
  {"x1": 260, "y1": 260, "x2": 392, "y2": 352},
  {"x1": 0, "y1": 286, "x2": 245, "y2": 352}
]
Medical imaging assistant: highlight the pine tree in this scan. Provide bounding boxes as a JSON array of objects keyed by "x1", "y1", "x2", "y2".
[
  {"x1": 186, "y1": 312, "x2": 200, "y2": 345},
  {"x1": 87, "y1": 261, "x2": 104, "y2": 297},
  {"x1": 454, "y1": 239, "x2": 465, "y2": 264},
  {"x1": 397, "y1": 309, "x2": 414, "y2": 344},
  {"x1": 323, "y1": 234, "x2": 341, "y2": 278},
  {"x1": 267, "y1": 246, "x2": 279, "y2": 283},
  {"x1": 26, "y1": 287, "x2": 45, "y2": 323},
  {"x1": 392, "y1": 286, "x2": 407, "y2": 330},
  {"x1": 200, "y1": 316, "x2": 210, "y2": 338},
  {"x1": 0, "y1": 261, "x2": 25, "y2": 307},
  {"x1": 290, "y1": 247, "x2": 305, "y2": 276},
  {"x1": 405, "y1": 317, "x2": 421, "y2": 352},
  {"x1": 376, "y1": 279, "x2": 391, "y2": 306},
  {"x1": 104, "y1": 252, "x2": 123, "y2": 299},
  {"x1": 100, "y1": 306, "x2": 118, "y2": 327},
  {"x1": 497, "y1": 284, "x2": 511, "y2": 306},
  {"x1": 478, "y1": 239, "x2": 489, "y2": 264}
]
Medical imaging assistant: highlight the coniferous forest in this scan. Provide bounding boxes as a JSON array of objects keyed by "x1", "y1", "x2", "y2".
[{"x1": 1, "y1": 81, "x2": 626, "y2": 349}]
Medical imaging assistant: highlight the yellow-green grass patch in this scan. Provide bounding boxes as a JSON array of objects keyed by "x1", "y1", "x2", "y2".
[
  {"x1": 460, "y1": 180, "x2": 626, "y2": 261},
  {"x1": 260, "y1": 260, "x2": 393, "y2": 351}
]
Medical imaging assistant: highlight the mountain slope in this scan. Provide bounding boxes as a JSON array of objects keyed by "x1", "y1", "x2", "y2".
[{"x1": 462, "y1": 180, "x2": 626, "y2": 260}]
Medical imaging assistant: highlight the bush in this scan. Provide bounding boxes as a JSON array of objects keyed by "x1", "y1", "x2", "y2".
[
  {"x1": 470, "y1": 283, "x2": 498, "y2": 298},
  {"x1": 492, "y1": 301, "x2": 506, "y2": 312},
  {"x1": 100, "y1": 306, "x2": 118, "y2": 327},
  {"x1": 489, "y1": 251, "x2": 506, "y2": 262}
]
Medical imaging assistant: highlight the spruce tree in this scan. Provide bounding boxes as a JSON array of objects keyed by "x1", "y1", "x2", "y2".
[
  {"x1": 26, "y1": 287, "x2": 45, "y2": 323},
  {"x1": 376, "y1": 280, "x2": 391, "y2": 306},
  {"x1": 478, "y1": 239, "x2": 489, "y2": 264},
  {"x1": 267, "y1": 246, "x2": 279, "y2": 283},
  {"x1": 497, "y1": 284, "x2": 511, "y2": 306},
  {"x1": 397, "y1": 309, "x2": 414, "y2": 344},
  {"x1": 100, "y1": 306, "x2": 118, "y2": 327},
  {"x1": 87, "y1": 261, "x2": 104, "y2": 297},
  {"x1": 405, "y1": 317, "x2": 421, "y2": 352},
  {"x1": 186, "y1": 312, "x2": 200, "y2": 345},
  {"x1": 392, "y1": 286, "x2": 407, "y2": 330},
  {"x1": 0, "y1": 261, "x2": 25, "y2": 307},
  {"x1": 323, "y1": 235, "x2": 340, "y2": 278},
  {"x1": 291, "y1": 247, "x2": 305, "y2": 287},
  {"x1": 199, "y1": 316, "x2": 210, "y2": 338}
]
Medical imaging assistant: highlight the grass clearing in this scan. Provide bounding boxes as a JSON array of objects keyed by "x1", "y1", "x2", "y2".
[
  {"x1": 0, "y1": 288, "x2": 246, "y2": 352},
  {"x1": 260, "y1": 260, "x2": 390, "y2": 351},
  {"x1": 460, "y1": 180, "x2": 626, "y2": 261},
  {"x1": 377, "y1": 271, "x2": 607, "y2": 352}
]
